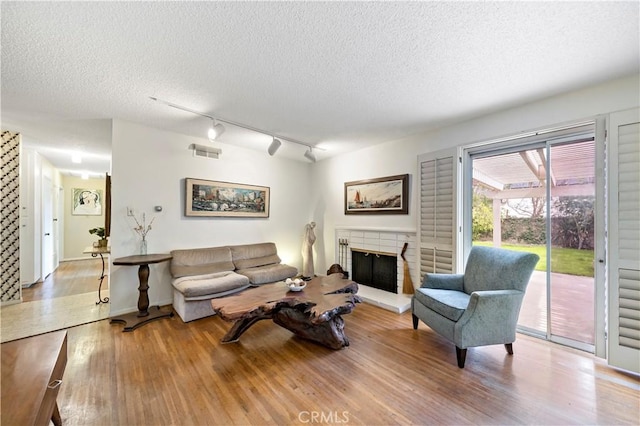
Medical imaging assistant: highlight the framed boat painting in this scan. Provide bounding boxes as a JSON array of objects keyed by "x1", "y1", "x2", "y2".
[
  {"x1": 344, "y1": 174, "x2": 409, "y2": 215},
  {"x1": 185, "y1": 178, "x2": 270, "y2": 218}
]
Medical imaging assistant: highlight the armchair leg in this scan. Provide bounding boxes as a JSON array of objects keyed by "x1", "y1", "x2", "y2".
[
  {"x1": 456, "y1": 347, "x2": 467, "y2": 368},
  {"x1": 505, "y1": 343, "x2": 513, "y2": 355},
  {"x1": 412, "y1": 314, "x2": 419, "y2": 330}
]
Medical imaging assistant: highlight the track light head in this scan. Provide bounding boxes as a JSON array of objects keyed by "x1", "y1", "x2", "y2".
[
  {"x1": 268, "y1": 137, "x2": 282, "y2": 156},
  {"x1": 150, "y1": 98, "x2": 319, "y2": 157},
  {"x1": 207, "y1": 120, "x2": 225, "y2": 141},
  {"x1": 304, "y1": 147, "x2": 316, "y2": 163}
]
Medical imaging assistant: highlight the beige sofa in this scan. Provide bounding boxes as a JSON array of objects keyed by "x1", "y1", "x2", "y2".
[{"x1": 170, "y1": 242, "x2": 298, "y2": 322}]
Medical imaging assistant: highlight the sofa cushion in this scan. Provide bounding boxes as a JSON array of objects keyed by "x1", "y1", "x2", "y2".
[
  {"x1": 230, "y1": 242, "x2": 281, "y2": 269},
  {"x1": 172, "y1": 271, "x2": 250, "y2": 298},
  {"x1": 170, "y1": 246, "x2": 235, "y2": 278},
  {"x1": 414, "y1": 288, "x2": 470, "y2": 322},
  {"x1": 237, "y1": 263, "x2": 298, "y2": 285},
  {"x1": 234, "y1": 254, "x2": 282, "y2": 270}
]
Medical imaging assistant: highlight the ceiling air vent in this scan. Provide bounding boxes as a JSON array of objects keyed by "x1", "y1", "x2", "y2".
[{"x1": 189, "y1": 143, "x2": 221, "y2": 159}]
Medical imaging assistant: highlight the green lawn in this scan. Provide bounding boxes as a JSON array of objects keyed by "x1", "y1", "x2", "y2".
[{"x1": 473, "y1": 241, "x2": 594, "y2": 277}]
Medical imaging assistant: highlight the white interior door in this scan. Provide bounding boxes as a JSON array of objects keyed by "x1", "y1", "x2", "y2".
[
  {"x1": 53, "y1": 186, "x2": 62, "y2": 267},
  {"x1": 42, "y1": 175, "x2": 54, "y2": 278},
  {"x1": 607, "y1": 108, "x2": 640, "y2": 373}
]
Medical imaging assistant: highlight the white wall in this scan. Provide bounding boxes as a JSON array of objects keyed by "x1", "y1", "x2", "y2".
[
  {"x1": 110, "y1": 120, "x2": 312, "y2": 315},
  {"x1": 62, "y1": 175, "x2": 106, "y2": 260},
  {"x1": 109, "y1": 74, "x2": 639, "y2": 316},
  {"x1": 309, "y1": 141, "x2": 421, "y2": 275},
  {"x1": 19, "y1": 147, "x2": 42, "y2": 285},
  {"x1": 311, "y1": 74, "x2": 640, "y2": 271}
]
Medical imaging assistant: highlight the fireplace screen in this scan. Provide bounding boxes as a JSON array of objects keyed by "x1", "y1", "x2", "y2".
[{"x1": 351, "y1": 249, "x2": 397, "y2": 293}]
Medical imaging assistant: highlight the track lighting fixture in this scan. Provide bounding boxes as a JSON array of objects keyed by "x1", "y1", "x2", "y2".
[
  {"x1": 150, "y1": 96, "x2": 322, "y2": 162},
  {"x1": 268, "y1": 137, "x2": 282, "y2": 156},
  {"x1": 207, "y1": 119, "x2": 225, "y2": 141},
  {"x1": 304, "y1": 147, "x2": 316, "y2": 163}
]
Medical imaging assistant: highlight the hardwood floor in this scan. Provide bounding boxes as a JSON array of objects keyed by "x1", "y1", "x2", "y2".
[
  {"x1": 57, "y1": 302, "x2": 640, "y2": 425},
  {"x1": 22, "y1": 258, "x2": 108, "y2": 302}
]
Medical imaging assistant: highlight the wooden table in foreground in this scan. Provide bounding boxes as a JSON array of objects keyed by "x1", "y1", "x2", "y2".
[
  {"x1": 111, "y1": 253, "x2": 173, "y2": 332},
  {"x1": 211, "y1": 274, "x2": 360, "y2": 349},
  {"x1": 1, "y1": 330, "x2": 67, "y2": 426}
]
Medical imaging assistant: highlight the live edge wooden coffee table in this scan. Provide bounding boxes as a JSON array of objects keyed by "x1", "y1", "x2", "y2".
[{"x1": 211, "y1": 274, "x2": 360, "y2": 349}]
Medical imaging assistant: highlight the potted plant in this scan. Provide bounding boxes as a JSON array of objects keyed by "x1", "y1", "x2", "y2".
[{"x1": 89, "y1": 227, "x2": 107, "y2": 247}]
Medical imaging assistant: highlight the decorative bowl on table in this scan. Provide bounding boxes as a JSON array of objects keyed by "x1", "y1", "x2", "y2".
[{"x1": 285, "y1": 278, "x2": 307, "y2": 292}]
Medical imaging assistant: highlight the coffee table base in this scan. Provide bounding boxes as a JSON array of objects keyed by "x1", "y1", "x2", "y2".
[
  {"x1": 220, "y1": 307, "x2": 349, "y2": 349},
  {"x1": 273, "y1": 307, "x2": 349, "y2": 349}
]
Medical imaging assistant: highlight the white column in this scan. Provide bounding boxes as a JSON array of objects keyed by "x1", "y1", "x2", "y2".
[{"x1": 492, "y1": 198, "x2": 502, "y2": 247}]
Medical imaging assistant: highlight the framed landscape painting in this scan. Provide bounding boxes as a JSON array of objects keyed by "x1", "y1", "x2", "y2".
[
  {"x1": 344, "y1": 174, "x2": 409, "y2": 215},
  {"x1": 185, "y1": 178, "x2": 270, "y2": 217}
]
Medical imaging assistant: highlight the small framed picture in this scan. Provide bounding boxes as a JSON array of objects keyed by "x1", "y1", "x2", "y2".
[{"x1": 72, "y1": 188, "x2": 102, "y2": 216}]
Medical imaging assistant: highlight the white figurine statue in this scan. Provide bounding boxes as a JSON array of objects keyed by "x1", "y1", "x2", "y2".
[{"x1": 301, "y1": 221, "x2": 317, "y2": 279}]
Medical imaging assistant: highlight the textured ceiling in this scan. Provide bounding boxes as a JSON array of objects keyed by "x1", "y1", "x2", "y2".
[{"x1": 1, "y1": 1, "x2": 638, "y2": 175}]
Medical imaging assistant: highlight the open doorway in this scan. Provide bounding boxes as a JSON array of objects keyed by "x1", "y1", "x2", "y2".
[
  {"x1": 0, "y1": 119, "x2": 112, "y2": 341},
  {"x1": 0, "y1": 170, "x2": 110, "y2": 343}
]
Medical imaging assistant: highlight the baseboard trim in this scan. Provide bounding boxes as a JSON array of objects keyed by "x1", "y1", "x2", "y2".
[{"x1": 62, "y1": 256, "x2": 99, "y2": 262}]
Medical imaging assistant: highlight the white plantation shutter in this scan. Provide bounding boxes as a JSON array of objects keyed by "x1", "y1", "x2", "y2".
[
  {"x1": 419, "y1": 150, "x2": 457, "y2": 280},
  {"x1": 608, "y1": 108, "x2": 640, "y2": 373},
  {"x1": 618, "y1": 269, "x2": 640, "y2": 349}
]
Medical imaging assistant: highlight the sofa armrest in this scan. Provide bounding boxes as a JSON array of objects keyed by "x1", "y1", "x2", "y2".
[
  {"x1": 421, "y1": 273, "x2": 464, "y2": 291},
  {"x1": 458, "y1": 290, "x2": 523, "y2": 323},
  {"x1": 454, "y1": 289, "x2": 524, "y2": 348}
]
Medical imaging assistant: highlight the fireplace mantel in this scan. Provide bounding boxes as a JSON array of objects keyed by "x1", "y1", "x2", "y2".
[
  {"x1": 334, "y1": 227, "x2": 417, "y2": 313},
  {"x1": 335, "y1": 226, "x2": 416, "y2": 233}
]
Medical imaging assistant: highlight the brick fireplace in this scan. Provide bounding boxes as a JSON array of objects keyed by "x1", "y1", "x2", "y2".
[{"x1": 334, "y1": 227, "x2": 417, "y2": 313}]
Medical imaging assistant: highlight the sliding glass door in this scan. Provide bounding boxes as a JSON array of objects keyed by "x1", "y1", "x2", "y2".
[
  {"x1": 468, "y1": 128, "x2": 596, "y2": 350},
  {"x1": 548, "y1": 141, "x2": 596, "y2": 346}
]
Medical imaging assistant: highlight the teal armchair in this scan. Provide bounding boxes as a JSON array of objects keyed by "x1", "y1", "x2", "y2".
[{"x1": 412, "y1": 246, "x2": 539, "y2": 368}]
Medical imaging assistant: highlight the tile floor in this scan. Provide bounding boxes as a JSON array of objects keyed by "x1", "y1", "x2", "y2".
[
  {"x1": 1, "y1": 258, "x2": 111, "y2": 343},
  {"x1": 0, "y1": 291, "x2": 110, "y2": 343}
]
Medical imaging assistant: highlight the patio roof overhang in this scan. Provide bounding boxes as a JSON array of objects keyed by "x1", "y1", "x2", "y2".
[{"x1": 473, "y1": 139, "x2": 596, "y2": 200}]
